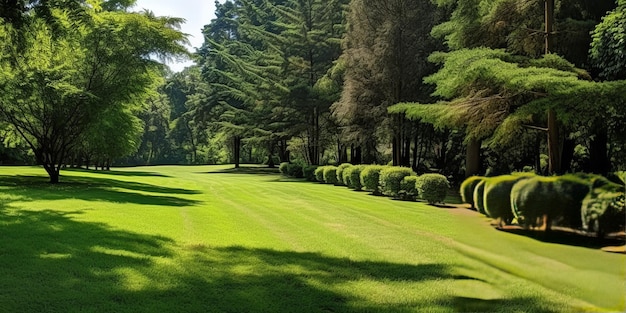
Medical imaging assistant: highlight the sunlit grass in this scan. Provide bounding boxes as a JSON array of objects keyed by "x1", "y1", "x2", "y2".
[{"x1": 0, "y1": 165, "x2": 623, "y2": 312}]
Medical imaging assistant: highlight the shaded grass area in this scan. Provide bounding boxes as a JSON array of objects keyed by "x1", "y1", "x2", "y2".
[
  {"x1": 0, "y1": 165, "x2": 624, "y2": 312},
  {"x1": 0, "y1": 207, "x2": 556, "y2": 312},
  {"x1": 200, "y1": 164, "x2": 280, "y2": 175},
  {"x1": 496, "y1": 227, "x2": 625, "y2": 250},
  {"x1": 0, "y1": 174, "x2": 200, "y2": 207}
]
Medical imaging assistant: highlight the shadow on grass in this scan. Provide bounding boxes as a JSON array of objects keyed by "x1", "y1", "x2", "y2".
[
  {"x1": 496, "y1": 227, "x2": 625, "y2": 250},
  {"x1": 0, "y1": 208, "x2": 175, "y2": 312},
  {"x1": 0, "y1": 175, "x2": 200, "y2": 207},
  {"x1": 65, "y1": 167, "x2": 171, "y2": 178},
  {"x1": 199, "y1": 165, "x2": 279, "y2": 176},
  {"x1": 0, "y1": 207, "x2": 559, "y2": 313},
  {"x1": 437, "y1": 296, "x2": 557, "y2": 313}
]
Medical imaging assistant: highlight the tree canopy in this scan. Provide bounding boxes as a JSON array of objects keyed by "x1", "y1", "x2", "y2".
[{"x1": 0, "y1": 1, "x2": 187, "y2": 182}]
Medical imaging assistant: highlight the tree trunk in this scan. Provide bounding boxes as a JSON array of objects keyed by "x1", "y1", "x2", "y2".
[
  {"x1": 43, "y1": 164, "x2": 60, "y2": 184},
  {"x1": 337, "y1": 142, "x2": 347, "y2": 164},
  {"x1": 352, "y1": 146, "x2": 362, "y2": 165},
  {"x1": 465, "y1": 138, "x2": 481, "y2": 177},
  {"x1": 545, "y1": 0, "x2": 562, "y2": 175},
  {"x1": 310, "y1": 105, "x2": 320, "y2": 165},
  {"x1": 547, "y1": 110, "x2": 561, "y2": 174},
  {"x1": 233, "y1": 136, "x2": 241, "y2": 168},
  {"x1": 267, "y1": 142, "x2": 275, "y2": 168},
  {"x1": 589, "y1": 126, "x2": 610, "y2": 174},
  {"x1": 535, "y1": 134, "x2": 542, "y2": 174},
  {"x1": 402, "y1": 136, "x2": 411, "y2": 167},
  {"x1": 560, "y1": 137, "x2": 575, "y2": 174}
]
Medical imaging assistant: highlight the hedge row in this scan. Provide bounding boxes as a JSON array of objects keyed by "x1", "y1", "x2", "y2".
[
  {"x1": 281, "y1": 162, "x2": 450, "y2": 203},
  {"x1": 460, "y1": 173, "x2": 625, "y2": 236}
]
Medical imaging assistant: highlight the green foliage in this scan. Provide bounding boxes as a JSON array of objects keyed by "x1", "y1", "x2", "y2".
[
  {"x1": 431, "y1": 0, "x2": 615, "y2": 68},
  {"x1": 460, "y1": 176, "x2": 484, "y2": 209},
  {"x1": 415, "y1": 174, "x2": 450, "y2": 204},
  {"x1": 379, "y1": 167, "x2": 416, "y2": 198},
  {"x1": 482, "y1": 175, "x2": 531, "y2": 225},
  {"x1": 335, "y1": 163, "x2": 353, "y2": 186},
  {"x1": 333, "y1": 0, "x2": 443, "y2": 164},
  {"x1": 473, "y1": 179, "x2": 487, "y2": 214},
  {"x1": 314, "y1": 166, "x2": 327, "y2": 182},
  {"x1": 0, "y1": 7, "x2": 187, "y2": 182},
  {"x1": 279, "y1": 162, "x2": 304, "y2": 178},
  {"x1": 389, "y1": 48, "x2": 626, "y2": 150},
  {"x1": 511, "y1": 175, "x2": 591, "y2": 229},
  {"x1": 360, "y1": 165, "x2": 387, "y2": 194},
  {"x1": 581, "y1": 177, "x2": 625, "y2": 236},
  {"x1": 303, "y1": 165, "x2": 318, "y2": 182},
  {"x1": 590, "y1": 1, "x2": 626, "y2": 80},
  {"x1": 343, "y1": 165, "x2": 366, "y2": 190},
  {"x1": 323, "y1": 166, "x2": 339, "y2": 185},
  {"x1": 399, "y1": 176, "x2": 419, "y2": 201}
]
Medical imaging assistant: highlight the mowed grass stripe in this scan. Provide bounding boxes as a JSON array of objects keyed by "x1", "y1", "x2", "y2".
[{"x1": 0, "y1": 165, "x2": 623, "y2": 312}]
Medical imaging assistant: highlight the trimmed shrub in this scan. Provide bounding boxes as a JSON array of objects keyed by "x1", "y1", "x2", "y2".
[
  {"x1": 343, "y1": 165, "x2": 366, "y2": 190},
  {"x1": 360, "y1": 165, "x2": 387, "y2": 194},
  {"x1": 399, "y1": 176, "x2": 419, "y2": 201},
  {"x1": 415, "y1": 173, "x2": 449, "y2": 204},
  {"x1": 279, "y1": 162, "x2": 304, "y2": 178},
  {"x1": 336, "y1": 163, "x2": 353, "y2": 186},
  {"x1": 279, "y1": 162, "x2": 289, "y2": 175},
  {"x1": 581, "y1": 177, "x2": 625, "y2": 237},
  {"x1": 483, "y1": 175, "x2": 532, "y2": 226},
  {"x1": 511, "y1": 175, "x2": 591, "y2": 230},
  {"x1": 303, "y1": 165, "x2": 318, "y2": 182},
  {"x1": 379, "y1": 167, "x2": 416, "y2": 197},
  {"x1": 314, "y1": 166, "x2": 327, "y2": 182},
  {"x1": 460, "y1": 176, "x2": 484, "y2": 210},
  {"x1": 323, "y1": 166, "x2": 339, "y2": 185},
  {"x1": 473, "y1": 179, "x2": 488, "y2": 215}
]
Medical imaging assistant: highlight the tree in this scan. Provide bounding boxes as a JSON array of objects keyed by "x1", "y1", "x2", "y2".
[
  {"x1": 196, "y1": 0, "x2": 349, "y2": 167},
  {"x1": 590, "y1": 0, "x2": 626, "y2": 81},
  {"x1": 333, "y1": 0, "x2": 444, "y2": 165},
  {"x1": 427, "y1": 0, "x2": 618, "y2": 175},
  {"x1": 0, "y1": 5, "x2": 188, "y2": 183},
  {"x1": 389, "y1": 48, "x2": 626, "y2": 174}
]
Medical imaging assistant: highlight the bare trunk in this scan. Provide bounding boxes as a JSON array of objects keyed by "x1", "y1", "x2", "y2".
[
  {"x1": 465, "y1": 138, "x2": 481, "y2": 177},
  {"x1": 545, "y1": 0, "x2": 561, "y2": 175},
  {"x1": 233, "y1": 136, "x2": 241, "y2": 168}
]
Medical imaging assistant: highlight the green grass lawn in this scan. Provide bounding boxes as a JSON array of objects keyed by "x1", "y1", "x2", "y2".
[{"x1": 0, "y1": 165, "x2": 624, "y2": 312}]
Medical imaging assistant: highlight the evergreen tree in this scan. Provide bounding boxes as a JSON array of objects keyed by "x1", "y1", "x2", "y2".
[{"x1": 334, "y1": 0, "x2": 444, "y2": 165}]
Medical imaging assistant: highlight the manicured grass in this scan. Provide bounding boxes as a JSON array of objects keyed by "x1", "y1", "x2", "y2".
[{"x1": 0, "y1": 165, "x2": 624, "y2": 312}]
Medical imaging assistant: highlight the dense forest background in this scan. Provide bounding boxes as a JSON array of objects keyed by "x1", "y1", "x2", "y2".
[{"x1": 1, "y1": 0, "x2": 625, "y2": 183}]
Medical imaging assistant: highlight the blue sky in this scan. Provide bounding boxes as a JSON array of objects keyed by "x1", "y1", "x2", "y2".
[{"x1": 133, "y1": 0, "x2": 218, "y2": 71}]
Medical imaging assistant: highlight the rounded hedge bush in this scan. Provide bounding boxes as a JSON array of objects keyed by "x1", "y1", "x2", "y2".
[
  {"x1": 460, "y1": 176, "x2": 484, "y2": 210},
  {"x1": 399, "y1": 176, "x2": 419, "y2": 201},
  {"x1": 323, "y1": 166, "x2": 339, "y2": 185},
  {"x1": 360, "y1": 165, "x2": 387, "y2": 194},
  {"x1": 335, "y1": 163, "x2": 354, "y2": 186},
  {"x1": 303, "y1": 165, "x2": 318, "y2": 182},
  {"x1": 473, "y1": 179, "x2": 488, "y2": 215},
  {"x1": 581, "y1": 177, "x2": 625, "y2": 237},
  {"x1": 415, "y1": 173, "x2": 449, "y2": 204},
  {"x1": 511, "y1": 175, "x2": 591, "y2": 230},
  {"x1": 314, "y1": 166, "x2": 327, "y2": 182},
  {"x1": 482, "y1": 175, "x2": 531, "y2": 226},
  {"x1": 343, "y1": 165, "x2": 366, "y2": 190},
  {"x1": 279, "y1": 162, "x2": 290, "y2": 176},
  {"x1": 279, "y1": 162, "x2": 304, "y2": 178},
  {"x1": 379, "y1": 167, "x2": 416, "y2": 197}
]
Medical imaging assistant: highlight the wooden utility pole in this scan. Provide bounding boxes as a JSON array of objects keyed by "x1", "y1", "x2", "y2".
[{"x1": 545, "y1": 0, "x2": 561, "y2": 174}]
